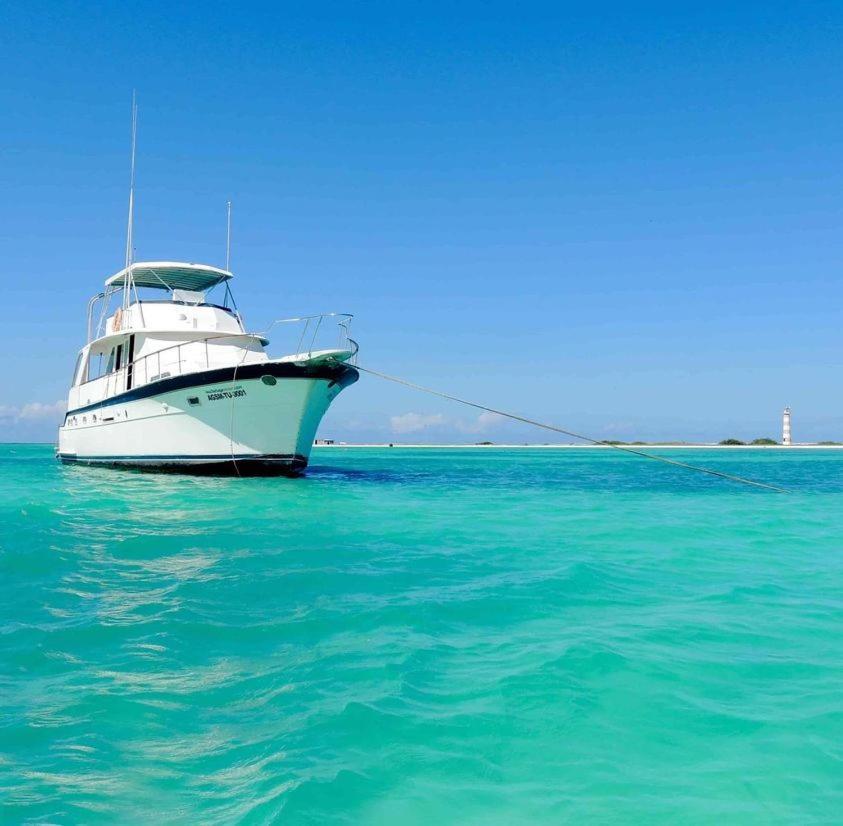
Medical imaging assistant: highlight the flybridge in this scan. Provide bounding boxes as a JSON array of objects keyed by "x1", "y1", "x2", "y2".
[
  {"x1": 88, "y1": 260, "x2": 239, "y2": 343},
  {"x1": 105, "y1": 261, "x2": 233, "y2": 292}
]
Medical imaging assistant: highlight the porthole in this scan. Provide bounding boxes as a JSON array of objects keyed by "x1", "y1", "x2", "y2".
[{"x1": 261, "y1": 375, "x2": 277, "y2": 386}]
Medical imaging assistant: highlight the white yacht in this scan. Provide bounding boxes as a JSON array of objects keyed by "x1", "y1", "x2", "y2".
[{"x1": 57, "y1": 261, "x2": 358, "y2": 475}]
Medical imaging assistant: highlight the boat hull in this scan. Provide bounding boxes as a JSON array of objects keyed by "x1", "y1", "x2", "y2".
[{"x1": 57, "y1": 361, "x2": 357, "y2": 476}]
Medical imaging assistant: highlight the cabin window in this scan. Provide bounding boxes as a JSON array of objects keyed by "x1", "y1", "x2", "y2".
[
  {"x1": 72, "y1": 352, "x2": 85, "y2": 386},
  {"x1": 92, "y1": 340, "x2": 127, "y2": 380},
  {"x1": 88, "y1": 353, "x2": 106, "y2": 381}
]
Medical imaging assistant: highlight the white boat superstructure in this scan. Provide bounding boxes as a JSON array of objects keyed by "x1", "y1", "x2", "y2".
[{"x1": 57, "y1": 261, "x2": 358, "y2": 475}]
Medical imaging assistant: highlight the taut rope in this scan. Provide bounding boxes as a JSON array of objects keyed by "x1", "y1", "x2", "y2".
[{"x1": 353, "y1": 364, "x2": 789, "y2": 494}]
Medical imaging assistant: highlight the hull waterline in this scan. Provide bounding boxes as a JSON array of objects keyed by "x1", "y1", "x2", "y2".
[{"x1": 56, "y1": 452, "x2": 310, "y2": 476}]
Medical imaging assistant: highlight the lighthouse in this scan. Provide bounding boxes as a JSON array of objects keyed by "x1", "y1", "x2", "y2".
[{"x1": 782, "y1": 407, "x2": 792, "y2": 446}]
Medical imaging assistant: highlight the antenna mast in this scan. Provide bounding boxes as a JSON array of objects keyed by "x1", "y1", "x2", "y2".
[
  {"x1": 225, "y1": 200, "x2": 232, "y2": 271},
  {"x1": 123, "y1": 92, "x2": 138, "y2": 310}
]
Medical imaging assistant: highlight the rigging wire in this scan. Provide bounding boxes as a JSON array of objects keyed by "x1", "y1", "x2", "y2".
[{"x1": 352, "y1": 364, "x2": 789, "y2": 494}]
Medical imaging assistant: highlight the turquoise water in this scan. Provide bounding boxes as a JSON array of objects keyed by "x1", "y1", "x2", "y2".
[{"x1": 2, "y1": 444, "x2": 843, "y2": 823}]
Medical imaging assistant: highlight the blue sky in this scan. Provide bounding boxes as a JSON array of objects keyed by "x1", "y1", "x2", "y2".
[{"x1": 2, "y1": 1, "x2": 843, "y2": 443}]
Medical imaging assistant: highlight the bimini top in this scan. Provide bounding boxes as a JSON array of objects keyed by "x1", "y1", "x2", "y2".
[{"x1": 105, "y1": 261, "x2": 233, "y2": 292}]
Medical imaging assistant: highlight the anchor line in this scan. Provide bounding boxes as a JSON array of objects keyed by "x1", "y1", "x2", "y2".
[
  {"x1": 228, "y1": 347, "x2": 251, "y2": 479},
  {"x1": 351, "y1": 364, "x2": 789, "y2": 494}
]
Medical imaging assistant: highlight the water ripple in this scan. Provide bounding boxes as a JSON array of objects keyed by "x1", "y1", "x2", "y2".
[{"x1": 2, "y1": 445, "x2": 843, "y2": 822}]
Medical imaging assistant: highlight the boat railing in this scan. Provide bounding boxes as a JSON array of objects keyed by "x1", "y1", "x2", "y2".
[
  {"x1": 86, "y1": 292, "x2": 106, "y2": 342},
  {"x1": 75, "y1": 314, "x2": 356, "y2": 403},
  {"x1": 80, "y1": 333, "x2": 264, "y2": 399},
  {"x1": 128, "y1": 333, "x2": 262, "y2": 389},
  {"x1": 263, "y1": 313, "x2": 357, "y2": 364}
]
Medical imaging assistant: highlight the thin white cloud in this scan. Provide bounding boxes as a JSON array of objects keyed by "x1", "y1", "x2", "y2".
[
  {"x1": 390, "y1": 412, "x2": 446, "y2": 434},
  {"x1": 19, "y1": 400, "x2": 67, "y2": 420},
  {"x1": 455, "y1": 410, "x2": 504, "y2": 434},
  {"x1": 388, "y1": 410, "x2": 506, "y2": 436},
  {"x1": 0, "y1": 400, "x2": 66, "y2": 422}
]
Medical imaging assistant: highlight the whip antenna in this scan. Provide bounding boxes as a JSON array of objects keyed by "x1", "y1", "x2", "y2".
[
  {"x1": 225, "y1": 200, "x2": 232, "y2": 271},
  {"x1": 123, "y1": 91, "x2": 138, "y2": 310}
]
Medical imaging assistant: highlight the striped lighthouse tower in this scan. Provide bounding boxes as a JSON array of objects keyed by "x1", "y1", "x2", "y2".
[{"x1": 782, "y1": 407, "x2": 792, "y2": 446}]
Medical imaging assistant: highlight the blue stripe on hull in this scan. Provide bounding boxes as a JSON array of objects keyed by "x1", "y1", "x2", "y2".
[{"x1": 64, "y1": 361, "x2": 358, "y2": 419}]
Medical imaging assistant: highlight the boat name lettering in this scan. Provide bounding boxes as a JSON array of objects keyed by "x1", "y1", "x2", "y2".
[{"x1": 206, "y1": 386, "x2": 247, "y2": 401}]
